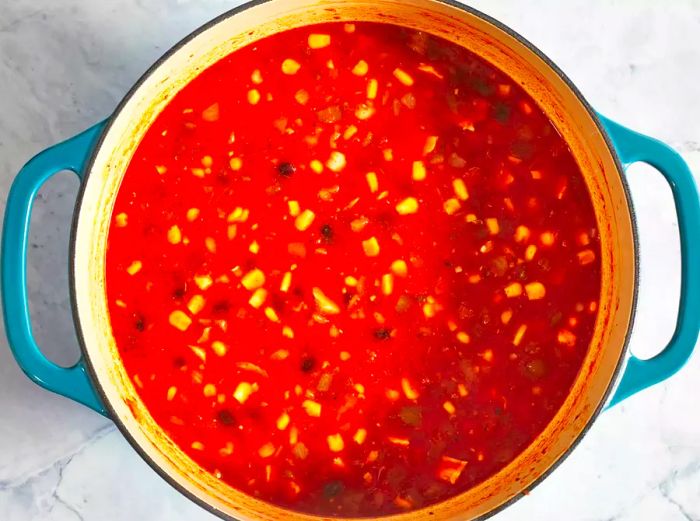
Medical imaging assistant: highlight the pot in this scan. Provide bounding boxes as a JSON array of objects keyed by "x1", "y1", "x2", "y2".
[{"x1": 2, "y1": 1, "x2": 699, "y2": 520}]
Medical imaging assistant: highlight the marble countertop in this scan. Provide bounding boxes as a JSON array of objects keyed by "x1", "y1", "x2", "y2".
[{"x1": 0, "y1": 0, "x2": 698, "y2": 519}]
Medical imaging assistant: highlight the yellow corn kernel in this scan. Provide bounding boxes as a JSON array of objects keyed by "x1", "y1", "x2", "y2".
[
  {"x1": 355, "y1": 103, "x2": 376, "y2": 120},
  {"x1": 514, "y1": 225, "x2": 530, "y2": 243},
  {"x1": 344, "y1": 125, "x2": 358, "y2": 140},
  {"x1": 367, "y1": 78, "x2": 378, "y2": 99},
  {"x1": 265, "y1": 307, "x2": 280, "y2": 322},
  {"x1": 191, "y1": 441, "x2": 205, "y2": 451},
  {"x1": 383, "y1": 148, "x2": 393, "y2": 161},
  {"x1": 344, "y1": 276, "x2": 358, "y2": 287},
  {"x1": 393, "y1": 68, "x2": 414, "y2": 86},
  {"x1": 351, "y1": 428, "x2": 368, "y2": 445},
  {"x1": 241, "y1": 269, "x2": 265, "y2": 290},
  {"x1": 115, "y1": 212, "x2": 128, "y2": 227},
  {"x1": 366, "y1": 172, "x2": 379, "y2": 193},
  {"x1": 295, "y1": 209, "x2": 316, "y2": 231},
  {"x1": 187, "y1": 294, "x2": 205, "y2": 315},
  {"x1": 115, "y1": 299, "x2": 127, "y2": 308},
  {"x1": 386, "y1": 389, "x2": 400, "y2": 401},
  {"x1": 203, "y1": 383, "x2": 217, "y2": 397},
  {"x1": 190, "y1": 344, "x2": 206, "y2": 361},
  {"x1": 282, "y1": 326, "x2": 294, "y2": 339},
  {"x1": 513, "y1": 324, "x2": 527, "y2": 346},
  {"x1": 302, "y1": 399, "x2": 322, "y2": 417},
  {"x1": 411, "y1": 160, "x2": 427, "y2": 181},
  {"x1": 308, "y1": 33, "x2": 331, "y2": 49},
  {"x1": 443, "y1": 198, "x2": 461, "y2": 215},
  {"x1": 578, "y1": 249, "x2": 596, "y2": 265},
  {"x1": 194, "y1": 273, "x2": 213, "y2": 291},
  {"x1": 381, "y1": 273, "x2": 394, "y2": 295},
  {"x1": 327, "y1": 433, "x2": 344, "y2": 452},
  {"x1": 286, "y1": 201, "x2": 301, "y2": 218},
  {"x1": 340, "y1": 351, "x2": 351, "y2": 361},
  {"x1": 249, "y1": 241, "x2": 260, "y2": 255},
  {"x1": 401, "y1": 378, "x2": 419, "y2": 400},
  {"x1": 481, "y1": 349, "x2": 494, "y2": 362},
  {"x1": 525, "y1": 282, "x2": 546, "y2": 300},
  {"x1": 525, "y1": 244, "x2": 538, "y2": 261},
  {"x1": 391, "y1": 259, "x2": 408, "y2": 277},
  {"x1": 229, "y1": 157, "x2": 243, "y2": 171},
  {"x1": 186, "y1": 208, "x2": 200, "y2": 222},
  {"x1": 234, "y1": 382, "x2": 254, "y2": 403},
  {"x1": 326, "y1": 151, "x2": 347, "y2": 172},
  {"x1": 126, "y1": 260, "x2": 142, "y2": 275},
  {"x1": 312, "y1": 287, "x2": 340, "y2": 315},
  {"x1": 423, "y1": 135, "x2": 438, "y2": 155},
  {"x1": 271, "y1": 349, "x2": 289, "y2": 360},
  {"x1": 486, "y1": 218, "x2": 500, "y2": 235},
  {"x1": 282, "y1": 58, "x2": 301, "y2": 75},
  {"x1": 258, "y1": 442, "x2": 275, "y2": 458},
  {"x1": 247, "y1": 89, "x2": 261, "y2": 105},
  {"x1": 558, "y1": 329, "x2": 577, "y2": 347},
  {"x1": 452, "y1": 179, "x2": 469, "y2": 201},
  {"x1": 362, "y1": 236, "x2": 380, "y2": 257},
  {"x1": 456, "y1": 331, "x2": 470, "y2": 344},
  {"x1": 458, "y1": 384, "x2": 469, "y2": 397},
  {"x1": 167, "y1": 386, "x2": 177, "y2": 401},
  {"x1": 295, "y1": 89, "x2": 310, "y2": 105},
  {"x1": 443, "y1": 401, "x2": 456, "y2": 415},
  {"x1": 352, "y1": 60, "x2": 369, "y2": 76},
  {"x1": 501, "y1": 309, "x2": 513, "y2": 324},
  {"x1": 350, "y1": 216, "x2": 369, "y2": 232},
  {"x1": 169, "y1": 310, "x2": 191, "y2": 331},
  {"x1": 249, "y1": 288, "x2": 267, "y2": 309},
  {"x1": 277, "y1": 412, "x2": 290, "y2": 430},
  {"x1": 201, "y1": 103, "x2": 219, "y2": 122},
  {"x1": 395, "y1": 197, "x2": 419, "y2": 215},
  {"x1": 309, "y1": 159, "x2": 324, "y2": 173},
  {"x1": 251, "y1": 68, "x2": 263, "y2": 84},
  {"x1": 540, "y1": 231, "x2": 555, "y2": 246},
  {"x1": 191, "y1": 167, "x2": 206, "y2": 178},
  {"x1": 504, "y1": 282, "x2": 523, "y2": 298},
  {"x1": 204, "y1": 237, "x2": 216, "y2": 253},
  {"x1": 201, "y1": 155, "x2": 213, "y2": 168},
  {"x1": 211, "y1": 340, "x2": 228, "y2": 357}
]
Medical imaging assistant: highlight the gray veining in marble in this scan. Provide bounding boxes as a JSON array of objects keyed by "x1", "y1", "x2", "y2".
[{"x1": 1, "y1": 0, "x2": 699, "y2": 520}]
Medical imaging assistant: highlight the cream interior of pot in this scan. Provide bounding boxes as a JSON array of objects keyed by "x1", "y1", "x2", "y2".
[{"x1": 73, "y1": 1, "x2": 636, "y2": 519}]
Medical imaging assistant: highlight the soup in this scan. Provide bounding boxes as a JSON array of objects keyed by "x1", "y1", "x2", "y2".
[{"x1": 106, "y1": 22, "x2": 600, "y2": 517}]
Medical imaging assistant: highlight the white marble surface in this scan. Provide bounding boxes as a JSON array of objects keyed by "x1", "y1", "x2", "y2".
[{"x1": 0, "y1": 0, "x2": 698, "y2": 519}]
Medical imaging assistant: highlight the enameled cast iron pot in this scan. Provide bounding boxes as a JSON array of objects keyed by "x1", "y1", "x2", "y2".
[{"x1": 3, "y1": 1, "x2": 699, "y2": 520}]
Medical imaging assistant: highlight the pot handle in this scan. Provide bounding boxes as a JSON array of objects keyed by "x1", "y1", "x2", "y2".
[
  {"x1": 599, "y1": 115, "x2": 700, "y2": 406},
  {"x1": 1, "y1": 122, "x2": 108, "y2": 416}
]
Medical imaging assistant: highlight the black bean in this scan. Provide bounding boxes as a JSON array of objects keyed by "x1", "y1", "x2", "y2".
[
  {"x1": 277, "y1": 162, "x2": 296, "y2": 177},
  {"x1": 323, "y1": 480, "x2": 344, "y2": 499},
  {"x1": 300, "y1": 356, "x2": 316, "y2": 373},
  {"x1": 320, "y1": 224, "x2": 333, "y2": 241},
  {"x1": 374, "y1": 328, "x2": 391, "y2": 340},
  {"x1": 217, "y1": 409, "x2": 236, "y2": 426}
]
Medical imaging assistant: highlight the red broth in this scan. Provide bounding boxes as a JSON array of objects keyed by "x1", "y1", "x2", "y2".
[{"x1": 106, "y1": 22, "x2": 600, "y2": 517}]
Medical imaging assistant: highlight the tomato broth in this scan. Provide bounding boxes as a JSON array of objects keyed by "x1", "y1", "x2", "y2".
[{"x1": 106, "y1": 22, "x2": 601, "y2": 517}]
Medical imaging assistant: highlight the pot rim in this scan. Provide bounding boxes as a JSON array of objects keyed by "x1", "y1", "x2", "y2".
[{"x1": 68, "y1": 1, "x2": 639, "y2": 520}]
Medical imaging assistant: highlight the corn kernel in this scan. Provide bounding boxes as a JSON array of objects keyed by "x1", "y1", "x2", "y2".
[
  {"x1": 327, "y1": 433, "x2": 344, "y2": 452},
  {"x1": 241, "y1": 269, "x2": 265, "y2": 290},
  {"x1": 247, "y1": 89, "x2": 261, "y2": 105},
  {"x1": 187, "y1": 294, "x2": 205, "y2": 315},
  {"x1": 194, "y1": 273, "x2": 213, "y2": 290},
  {"x1": 203, "y1": 384, "x2": 217, "y2": 397},
  {"x1": 265, "y1": 307, "x2": 280, "y2": 322},
  {"x1": 540, "y1": 231, "x2": 555, "y2": 246},
  {"x1": 423, "y1": 135, "x2": 438, "y2": 155},
  {"x1": 578, "y1": 249, "x2": 596, "y2": 265},
  {"x1": 525, "y1": 282, "x2": 546, "y2": 300},
  {"x1": 514, "y1": 225, "x2": 530, "y2": 242},
  {"x1": 295, "y1": 89, "x2": 310, "y2": 105},
  {"x1": 525, "y1": 244, "x2": 538, "y2": 261},
  {"x1": 201, "y1": 102, "x2": 219, "y2": 122},
  {"x1": 396, "y1": 197, "x2": 419, "y2": 215},
  {"x1": 391, "y1": 259, "x2": 407, "y2": 277},
  {"x1": 443, "y1": 198, "x2": 461, "y2": 215},
  {"x1": 126, "y1": 260, "x2": 142, "y2": 275},
  {"x1": 381, "y1": 273, "x2": 394, "y2": 295},
  {"x1": 308, "y1": 34, "x2": 331, "y2": 49},
  {"x1": 302, "y1": 399, "x2": 321, "y2": 417},
  {"x1": 443, "y1": 401, "x2": 456, "y2": 415},
  {"x1": 486, "y1": 218, "x2": 500, "y2": 235},
  {"x1": 401, "y1": 377, "x2": 419, "y2": 400},
  {"x1": 249, "y1": 288, "x2": 267, "y2": 309},
  {"x1": 367, "y1": 78, "x2": 378, "y2": 99},
  {"x1": 258, "y1": 442, "x2": 275, "y2": 458},
  {"x1": 558, "y1": 329, "x2": 577, "y2": 347},
  {"x1": 456, "y1": 331, "x2": 470, "y2": 344},
  {"x1": 393, "y1": 68, "x2": 414, "y2": 86},
  {"x1": 352, "y1": 60, "x2": 369, "y2": 76},
  {"x1": 412, "y1": 160, "x2": 427, "y2": 181},
  {"x1": 167, "y1": 386, "x2": 177, "y2": 401},
  {"x1": 295, "y1": 209, "x2": 316, "y2": 231},
  {"x1": 504, "y1": 282, "x2": 523, "y2": 298},
  {"x1": 501, "y1": 309, "x2": 513, "y2": 324},
  {"x1": 513, "y1": 324, "x2": 527, "y2": 346},
  {"x1": 277, "y1": 412, "x2": 290, "y2": 430},
  {"x1": 211, "y1": 340, "x2": 228, "y2": 357},
  {"x1": 453, "y1": 178, "x2": 469, "y2": 200},
  {"x1": 191, "y1": 441, "x2": 205, "y2": 451},
  {"x1": 326, "y1": 151, "x2": 347, "y2": 172},
  {"x1": 234, "y1": 382, "x2": 254, "y2": 403},
  {"x1": 366, "y1": 172, "x2": 379, "y2": 193},
  {"x1": 312, "y1": 287, "x2": 340, "y2": 315},
  {"x1": 362, "y1": 236, "x2": 380, "y2": 257},
  {"x1": 169, "y1": 310, "x2": 191, "y2": 331},
  {"x1": 229, "y1": 157, "x2": 243, "y2": 171},
  {"x1": 281, "y1": 58, "x2": 301, "y2": 75},
  {"x1": 353, "y1": 428, "x2": 367, "y2": 444},
  {"x1": 115, "y1": 212, "x2": 128, "y2": 227}
]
